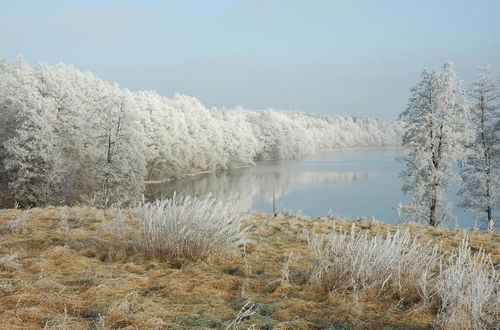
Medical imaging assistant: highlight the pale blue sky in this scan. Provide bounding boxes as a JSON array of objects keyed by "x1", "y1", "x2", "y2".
[{"x1": 1, "y1": 0, "x2": 499, "y2": 119}]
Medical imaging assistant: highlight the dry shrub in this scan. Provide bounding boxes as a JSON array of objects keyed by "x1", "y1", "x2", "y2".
[
  {"x1": 137, "y1": 195, "x2": 246, "y2": 263},
  {"x1": 435, "y1": 236, "x2": 499, "y2": 329},
  {"x1": 305, "y1": 225, "x2": 500, "y2": 329},
  {"x1": 55, "y1": 207, "x2": 74, "y2": 245},
  {"x1": 104, "y1": 291, "x2": 138, "y2": 327},
  {"x1": 0, "y1": 253, "x2": 22, "y2": 271},
  {"x1": 306, "y1": 224, "x2": 439, "y2": 300},
  {"x1": 7, "y1": 210, "x2": 30, "y2": 233},
  {"x1": 102, "y1": 209, "x2": 132, "y2": 260},
  {"x1": 226, "y1": 300, "x2": 257, "y2": 329}
]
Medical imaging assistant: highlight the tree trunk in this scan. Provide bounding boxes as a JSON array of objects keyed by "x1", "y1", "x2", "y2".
[
  {"x1": 429, "y1": 187, "x2": 437, "y2": 227},
  {"x1": 479, "y1": 94, "x2": 495, "y2": 232},
  {"x1": 487, "y1": 206, "x2": 494, "y2": 232}
]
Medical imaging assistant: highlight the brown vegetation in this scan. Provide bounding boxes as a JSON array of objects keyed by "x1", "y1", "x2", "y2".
[{"x1": 0, "y1": 207, "x2": 498, "y2": 329}]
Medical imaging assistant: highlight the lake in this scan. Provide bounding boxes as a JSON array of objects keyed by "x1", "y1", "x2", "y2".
[{"x1": 146, "y1": 148, "x2": 478, "y2": 229}]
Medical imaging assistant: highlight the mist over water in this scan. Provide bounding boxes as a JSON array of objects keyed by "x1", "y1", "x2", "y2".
[{"x1": 147, "y1": 149, "x2": 477, "y2": 229}]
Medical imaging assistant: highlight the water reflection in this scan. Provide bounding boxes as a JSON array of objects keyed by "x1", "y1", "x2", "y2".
[
  {"x1": 146, "y1": 149, "x2": 476, "y2": 229},
  {"x1": 146, "y1": 167, "x2": 378, "y2": 213},
  {"x1": 146, "y1": 152, "x2": 378, "y2": 217}
]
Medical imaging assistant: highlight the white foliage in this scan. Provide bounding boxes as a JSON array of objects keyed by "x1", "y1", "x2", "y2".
[
  {"x1": 0, "y1": 254, "x2": 22, "y2": 270},
  {"x1": 2, "y1": 58, "x2": 66, "y2": 205},
  {"x1": 399, "y1": 62, "x2": 472, "y2": 226},
  {"x1": 458, "y1": 67, "x2": 500, "y2": 232},
  {"x1": 0, "y1": 57, "x2": 402, "y2": 206}
]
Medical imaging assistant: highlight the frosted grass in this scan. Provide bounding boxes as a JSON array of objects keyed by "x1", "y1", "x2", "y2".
[
  {"x1": 137, "y1": 194, "x2": 246, "y2": 263},
  {"x1": 305, "y1": 226, "x2": 499, "y2": 328}
]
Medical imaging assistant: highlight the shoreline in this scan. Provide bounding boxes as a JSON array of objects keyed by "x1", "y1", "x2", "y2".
[
  {"x1": 315, "y1": 145, "x2": 402, "y2": 153},
  {"x1": 144, "y1": 164, "x2": 254, "y2": 184},
  {"x1": 145, "y1": 146, "x2": 402, "y2": 184}
]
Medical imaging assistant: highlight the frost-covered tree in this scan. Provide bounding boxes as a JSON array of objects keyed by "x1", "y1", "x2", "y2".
[
  {"x1": 0, "y1": 56, "x2": 403, "y2": 207},
  {"x1": 3, "y1": 58, "x2": 66, "y2": 206},
  {"x1": 88, "y1": 85, "x2": 147, "y2": 204},
  {"x1": 211, "y1": 109, "x2": 259, "y2": 168},
  {"x1": 398, "y1": 62, "x2": 471, "y2": 226},
  {"x1": 0, "y1": 58, "x2": 14, "y2": 205},
  {"x1": 35, "y1": 63, "x2": 92, "y2": 202},
  {"x1": 458, "y1": 67, "x2": 499, "y2": 232}
]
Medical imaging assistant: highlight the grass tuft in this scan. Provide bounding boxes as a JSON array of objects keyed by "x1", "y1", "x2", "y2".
[
  {"x1": 436, "y1": 236, "x2": 499, "y2": 329},
  {"x1": 304, "y1": 224, "x2": 499, "y2": 329},
  {"x1": 0, "y1": 253, "x2": 22, "y2": 270},
  {"x1": 137, "y1": 195, "x2": 246, "y2": 263},
  {"x1": 306, "y1": 224, "x2": 439, "y2": 300},
  {"x1": 7, "y1": 209, "x2": 30, "y2": 233}
]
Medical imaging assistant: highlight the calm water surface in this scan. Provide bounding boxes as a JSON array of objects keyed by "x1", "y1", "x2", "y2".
[{"x1": 146, "y1": 149, "x2": 477, "y2": 229}]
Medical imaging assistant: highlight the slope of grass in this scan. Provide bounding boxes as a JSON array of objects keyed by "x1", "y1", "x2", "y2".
[{"x1": 0, "y1": 206, "x2": 498, "y2": 329}]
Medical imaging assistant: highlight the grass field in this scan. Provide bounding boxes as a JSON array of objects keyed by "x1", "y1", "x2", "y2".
[{"x1": 0, "y1": 206, "x2": 498, "y2": 329}]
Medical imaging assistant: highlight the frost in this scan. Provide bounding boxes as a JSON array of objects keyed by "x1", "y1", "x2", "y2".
[
  {"x1": 0, "y1": 57, "x2": 401, "y2": 207},
  {"x1": 458, "y1": 67, "x2": 500, "y2": 232},
  {"x1": 398, "y1": 62, "x2": 473, "y2": 226}
]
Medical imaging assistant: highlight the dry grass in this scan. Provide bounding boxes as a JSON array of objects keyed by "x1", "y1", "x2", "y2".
[
  {"x1": 137, "y1": 196, "x2": 246, "y2": 263},
  {"x1": 435, "y1": 238, "x2": 499, "y2": 329},
  {"x1": 0, "y1": 207, "x2": 498, "y2": 329},
  {"x1": 305, "y1": 225, "x2": 499, "y2": 329},
  {"x1": 305, "y1": 226, "x2": 440, "y2": 299},
  {"x1": 6, "y1": 209, "x2": 30, "y2": 233}
]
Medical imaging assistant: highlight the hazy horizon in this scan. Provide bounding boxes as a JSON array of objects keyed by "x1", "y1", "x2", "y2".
[{"x1": 1, "y1": 0, "x2": 499, "y2": 120}]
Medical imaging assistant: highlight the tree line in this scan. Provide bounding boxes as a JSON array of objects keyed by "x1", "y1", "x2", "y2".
[
  {"x1": 0, "y1": 56, "x2": 401, "y2": 207},
  {"x1": 399, "y1": 62, "x2": 499, "y2": 232}
]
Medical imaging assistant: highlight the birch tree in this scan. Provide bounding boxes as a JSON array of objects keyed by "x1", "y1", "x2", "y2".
[
  {"x1": 398, "y1": 62, "x2": 471, "y2": 226},
  {"x1": 458, "y1": 67, "x2": 499, "y2": 232}
]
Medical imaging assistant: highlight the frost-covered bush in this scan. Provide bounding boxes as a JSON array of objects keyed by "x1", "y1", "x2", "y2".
[
  {"x1": 0, "y1": 254, "x2": 22, "y2": 270},
  {"x1": 306, "y1": 225, "x2": 440, "y2": 298},
  {"x1": 137, "y1": 195, "x2": 246, "y2": 263},
  {"x1": 7, "y1": 210, "x2": 30, "y2": 233},
  {"x1": 436, "y1": 237, "x2": 499, "y2": 329},
  {"x1": 305, "y1": 227, "x2": 500, "y2": 328}
]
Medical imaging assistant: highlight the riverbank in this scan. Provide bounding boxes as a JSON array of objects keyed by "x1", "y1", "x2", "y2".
[
  {"x1": 144, "y1": 164, "x2": 254, "y2": 184},
  {"x1": 144, "y1": 146, "x2": 401, "y2": 184},
  {"x1": 315, "y1": 146, "x2": 402, "y2": 153},
  {"x1": 0, "y1": 207, "x2": 498, "y2": 329}
]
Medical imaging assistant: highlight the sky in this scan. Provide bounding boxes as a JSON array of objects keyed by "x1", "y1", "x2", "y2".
[{"x1": 1, "y1": 0, "x2": 499, "y2": 120}]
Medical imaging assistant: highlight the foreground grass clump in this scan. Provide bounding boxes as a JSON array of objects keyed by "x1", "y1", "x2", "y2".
[
  {"x1": 0, "y1": 207, "x2": 498, "y2": 329},
  {"x1": 306, "y1": 226, "x2": 439, "y2": 297},
  {"x1": 305, "y1": 226, "x2": 499, "y2": 329},
  {"x1": 436, "y1": 239, "x2": 499, "y2": 329},
  {"x1": 138, "y1": 195, "x2": 246, "y2": 262}
]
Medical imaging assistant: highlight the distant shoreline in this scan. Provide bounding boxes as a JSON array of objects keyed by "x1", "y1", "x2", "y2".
[
  {"x1": 145, "y1": 146, "x2": 402, "y2": 184},
  {"x1": 145, "y1": 164, "x2": 254, "y2": 184},
  {"x1": 315, "y1": 146, "x2": 402, "y2": 153}
]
